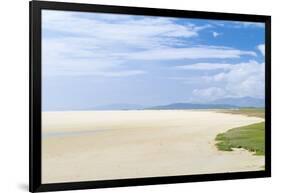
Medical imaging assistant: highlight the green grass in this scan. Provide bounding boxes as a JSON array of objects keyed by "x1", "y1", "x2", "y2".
[
  {"x1": 215, "y1": 108, "x2": 265, "y2": 155},
  {"x1": 216, "y1": 122, "x2": 265, "y2": 155},
  {"x1": 220, "y1": 108, "x2": 265, "y2": 118}
]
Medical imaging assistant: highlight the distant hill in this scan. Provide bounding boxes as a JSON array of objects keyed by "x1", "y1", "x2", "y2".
[
  {"x1": 209, "y1": 97, "x2": 264, "y2": 108},
  {"x1": 92, "y1": 103, "x2": 145, "y2": 110},
  {"x1": 43, "y1": 97, "x2": 264, "y2": 111},
  {"x1": 147, "y1": 103, "x2": 237, "y2": 110},
  {"x1": 146, "y1": 97, "x2": 264, "y2": 110}
]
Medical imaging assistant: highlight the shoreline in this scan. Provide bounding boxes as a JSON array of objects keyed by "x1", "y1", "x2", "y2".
[{"x1": 42, "y1": 110, "x2": 265, "y2": 183}]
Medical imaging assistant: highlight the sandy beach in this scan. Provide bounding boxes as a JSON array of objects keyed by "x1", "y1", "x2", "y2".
[{"x1": 42, "y1": 110, "x2": 265, "y2": 183}]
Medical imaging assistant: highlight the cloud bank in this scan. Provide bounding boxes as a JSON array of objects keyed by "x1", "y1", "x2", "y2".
[{"x1": 42, "y1": 10, "x2": 265, "y2": 105}]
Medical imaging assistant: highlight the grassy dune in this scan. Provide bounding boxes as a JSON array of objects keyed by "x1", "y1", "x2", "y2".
[
  {"x1": 216, "y1": 122, "x2": 265, "y2": 155},
  {"x1": 216, "y1": 108, "x2": 265, "y2": 155},
  {"x1": 220, "y1": 108, "x2": 265, "y2": 118}
]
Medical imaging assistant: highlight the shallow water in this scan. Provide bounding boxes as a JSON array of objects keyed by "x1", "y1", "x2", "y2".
[{"x1": 42, "y1": 129, "x2": 106, "y2": 139}]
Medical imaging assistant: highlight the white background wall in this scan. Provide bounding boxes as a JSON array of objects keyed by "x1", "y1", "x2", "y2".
[{"x1": 0, "y1": 0, "x2": 279, "y2": 192}]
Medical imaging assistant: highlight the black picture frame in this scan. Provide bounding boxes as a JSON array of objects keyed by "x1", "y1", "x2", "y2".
[{"x1": 29, "y1": 1, "x2": 271, "y2": 192}]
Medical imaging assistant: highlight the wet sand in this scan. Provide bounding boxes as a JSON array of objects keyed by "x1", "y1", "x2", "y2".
[{"x1": 42, "y1": 110, "x2": 265, "y2": 183}]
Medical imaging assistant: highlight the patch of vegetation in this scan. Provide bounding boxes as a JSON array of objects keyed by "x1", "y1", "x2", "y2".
[
  {"x1": 215, "y1": 122, "x2": 265, "y2": 155},
  {"x1": 221, "y1": 108, "x2": 265, "y2": 118}
]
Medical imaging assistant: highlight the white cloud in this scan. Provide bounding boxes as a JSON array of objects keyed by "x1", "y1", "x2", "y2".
[
  {"x1": 93, "y1": 70, "x2": 146, "y2": 77},
  {"x1": 176, "y1": 62, "x2": 233, "y2": 70},
  {"x1": 223, "y1": 61, "x2": 265, "y2": 98},
  {"x1": 42, "y1": 10, "x2": 258, "y2": 77},
  {"x1": 42, "y1": 10, "x2": 214, "y2": 77},
  {"x1": 42, "y1": 10, "x2": 206, "y2": 49},
  {"x1": 257, "y1": 44, "x2": 265, "y2": 56},
  {"x1": 189, "y1": 61, "x2": 265, "y2": 100},
  {"x1": 168, "y1": 76, "x2": 203, "y2": 85},
  {"x1": 233, "y1": 21, "x2": 265, "y2": 28},
  {"x1": 212, "y1": 31, "x2": 220, "y2": 38},
  {"x1": 240, "y1": 22, "x2": 265, "y2": 28},
  {"x1": 192, "y1": 87, "x2": 226, "y2": 101},
  {"x1": 125, "y1": 46, "x2": 256, "y2": 61}
]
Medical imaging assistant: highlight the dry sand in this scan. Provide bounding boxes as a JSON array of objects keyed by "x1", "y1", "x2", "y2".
[{"x1": 42, "y1": 110, "x2": 265, "y2": 183}]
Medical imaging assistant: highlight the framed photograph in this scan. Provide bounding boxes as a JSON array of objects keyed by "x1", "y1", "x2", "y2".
[{"x1": 30, "y1": 1, "x2": 271, "y2": 192}]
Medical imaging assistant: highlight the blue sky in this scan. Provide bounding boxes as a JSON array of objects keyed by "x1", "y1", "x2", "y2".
[{"x1": 42, "y1": 10, "x2": 265, "y2": 111}]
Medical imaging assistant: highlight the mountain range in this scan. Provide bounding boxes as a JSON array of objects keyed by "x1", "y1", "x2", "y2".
[
  {"x1": 97, "y1": 97, "x2": 264, "y2": 110},
  {"x1": 44, "y1": 97, "x2": 264, "y2": 111},
  {"x1": 92, "y1": 103, "x2": 145, "y2": 110},
  {"x1": 147, "y1": 103, "x2": 237, "y2": 110},
  {"x1": 209, "y1": 97, "x2": 264, "y2": 108},
  {"x1": 147, "y1": 97, "x2": 264, "y2": 110}
]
